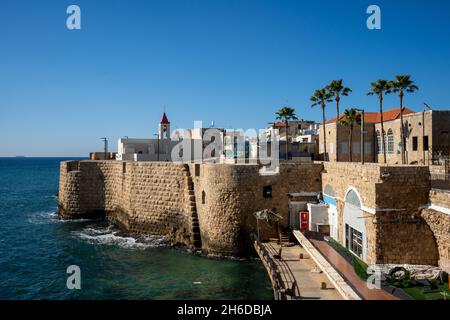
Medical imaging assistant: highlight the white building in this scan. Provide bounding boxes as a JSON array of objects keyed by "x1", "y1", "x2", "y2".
[{"x1": 116, "y1": 112, "x2": 176, "y2": 161}]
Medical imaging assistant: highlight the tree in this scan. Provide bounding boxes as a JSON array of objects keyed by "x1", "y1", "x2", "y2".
[
  {"x1": 367, "y1": 80, "x2": 391, "y2": 164},
  {"x1": 326, "y1": 80, "x2": 352, "y2": 161},
  {"x1": 311, "y1": 89, "x2": 332, "y2": 161},
  {"x1": 388, "y1": 75, "x2": 419, "y2": 164},
  {"x1": 339, "y1": 108, "x2": 362, "y2": 162},
  {"x1": 275, "y1": 106, "x2": 298, "y2": 160}
]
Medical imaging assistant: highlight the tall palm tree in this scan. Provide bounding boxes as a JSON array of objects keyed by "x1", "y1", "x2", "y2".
[
  {"x1": 389, "y1": 75, "x2": 419, "y2": 164},
  {"x1": 367, "y1": 80, "x2": 391, "y2": 164},
  {"x1": 326, "y1": 80, "x2": 352, "y2": 161},
  {"x1": 275, "y1": 106, "x2": 298, "y2": 160},
  {"x1": 339, "y1": 108, "x2": 362, "y2": 162},
  {"x1": 311, "y1": 89, "x2": 332, "y2": 161}
]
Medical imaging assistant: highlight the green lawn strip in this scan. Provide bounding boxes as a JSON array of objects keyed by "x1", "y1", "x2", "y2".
[
  {"x1": 403, "y1": 283, "x2": 450, "y2": 300},
  {"x1": 327, "y1": 238, "x2": 450, "y2": 300},
  {"x1": 352, "y1": 256, "x2": 369, "y2": 281}
]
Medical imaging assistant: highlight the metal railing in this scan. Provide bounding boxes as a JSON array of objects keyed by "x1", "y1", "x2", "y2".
[{"x1": 254, "y1": 241, "x2": 301, "y2": 300}]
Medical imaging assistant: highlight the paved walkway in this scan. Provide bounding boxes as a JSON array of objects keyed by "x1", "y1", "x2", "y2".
[
  {"x1": 309, "y1": 238, "x2": 399, "y2": 300},
  {"x1": 260, "y1": 242, "x2": 343, "y2": 300}
]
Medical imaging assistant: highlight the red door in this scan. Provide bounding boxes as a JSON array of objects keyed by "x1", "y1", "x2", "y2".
[{"x1": 300, "y1": 211, "x2": 309, "y2": 232}]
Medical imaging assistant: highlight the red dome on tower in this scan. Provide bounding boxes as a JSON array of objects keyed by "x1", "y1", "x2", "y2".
[{"x1": 160, "y1": 112, "x2": 170, "y2": 124}]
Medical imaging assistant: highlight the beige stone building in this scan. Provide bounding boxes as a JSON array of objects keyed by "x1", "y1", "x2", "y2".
[
  {"x1": 319, "y1": 108, "x2": 450, "y2": 164},
  {"x1": 375, "y1": 109, "x2": 450, "y2": 164}
]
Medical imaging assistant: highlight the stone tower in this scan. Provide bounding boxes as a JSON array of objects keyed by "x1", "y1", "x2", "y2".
[{"x1": 159, "y1": 112, "x2": 170, "y2": 140}]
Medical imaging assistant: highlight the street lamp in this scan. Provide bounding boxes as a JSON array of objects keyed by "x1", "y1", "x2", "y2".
[
  {"x1": 100, "y1": 137, "x2": 108, "y2": 159},
  {"x1": 354, "y1": 108, "x2": 365, "y2": 165}
]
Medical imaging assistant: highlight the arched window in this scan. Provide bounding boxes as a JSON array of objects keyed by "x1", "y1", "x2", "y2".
[
  {"x1": 345, "y1": 189, "x2": 361, "y2": 208},
  {"x1": 387, "y1": 129, "x2": 394, "y2": 154},
  {"x1": 376, "y1": 130, "x2": 382, "y2": 154}
]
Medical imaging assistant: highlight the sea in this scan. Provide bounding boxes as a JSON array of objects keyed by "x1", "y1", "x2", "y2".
[{"x1": 0, "y1": 157, "x2": 272, "y2": 300}]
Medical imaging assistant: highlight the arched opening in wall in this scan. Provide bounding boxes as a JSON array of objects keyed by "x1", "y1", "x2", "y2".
[
  {"x1": 202, "y1": 190, "x2": 205, "y2": 204},
  {"x1": 376, "y1": 130, "x2": 382, "y2": 154},
  {"x1": 343, "y1": 188, "x2": 367, "y2": 262},
  {"x1": 387, "y1": 129, "x2": 394, "y2": 154}
]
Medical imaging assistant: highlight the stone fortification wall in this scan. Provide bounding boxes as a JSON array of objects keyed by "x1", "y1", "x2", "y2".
[
  {"x1": 59, "y1": 161, "x2": 323, "y2": 256},
  {"x1": 59, "y1": 161, "x2": 196, "y2": 247},
  {"x1": 190, "y1": 162, "x2": 323, "y2": 255},
  {"x1": 322, "y1": 162, "x2": 438, "y2": 266},
  {"x1": 421, "y1": 189, "x2": 450, "y2": 272}
]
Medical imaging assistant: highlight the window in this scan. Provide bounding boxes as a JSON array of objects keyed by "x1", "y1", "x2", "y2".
[
  {"x1": 263, "y1": 185, "x2": 272, "y2": 199},
  {"x1": 341, "y1": 142, "x2": 348, "y2": 154},
  {"x1": 195, "y1": 164, "x2": 200, "y2": 176},
  {"x1": 345, "y1": 224, "x2": 363, "y2": 258},
  {"x1": 387, "y1": 129, "x2": 394, "y2": 154},
  {"x1": 202, "y1": 191, "x2": 206, "y2": 204},
  {"x1": 412, "y1": 137, "x2": 418, "y2": 151},
  {"x1": 364, "y1": 142, "x2": 372, "y2": 154},
  {"x1": 423, "y1": 136, "x2": 429, "y2": 151},
  {"x1": 353, "y1": 142, "x2": 360, "y2": 155},
  {"x1": 376, "y1": 131, "x2": 382, "y2": 154},
  {"x1": 350, "y1": 227, "x2": 363, "y2": 258}
]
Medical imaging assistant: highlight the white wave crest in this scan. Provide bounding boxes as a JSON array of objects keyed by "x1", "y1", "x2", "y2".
[{"x1": 73, "y1": 225, "x2": 166, "y2": 249}]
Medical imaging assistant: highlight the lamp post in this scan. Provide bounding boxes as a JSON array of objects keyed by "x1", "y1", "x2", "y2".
[
  {"x1": 100, "y1": 137, "x2": 108, "y2": 160},
  {"x1": 153, "y1": 134, "x2": 160, "y2": 161},
  {"x1": 354, "y1": 108, "x2": 365, "y2": 165}
]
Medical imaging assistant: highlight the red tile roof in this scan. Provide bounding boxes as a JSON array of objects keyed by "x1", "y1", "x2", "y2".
[
  {"x1": 160, "y1": 112, "x2": 170, "y2": 124},
  {"x1": 325, "y1": 107, "x2": 414, "y2": 125},
  {"x1": 273, "y1": 121, "x2": 287, "y2": 127}
]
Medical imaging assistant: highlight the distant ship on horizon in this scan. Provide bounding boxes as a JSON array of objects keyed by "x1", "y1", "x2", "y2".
[{"x1": 15, "y1": 155, "x2": 26, "y2": 158}]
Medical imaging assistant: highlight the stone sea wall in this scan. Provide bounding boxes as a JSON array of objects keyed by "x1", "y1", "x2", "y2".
[
  {"x1": 59, "y1": 160, "x2": 323, "y2": 256},
  {"x1": 59, "y1": 161, "x2": 197, "y2": 247}
]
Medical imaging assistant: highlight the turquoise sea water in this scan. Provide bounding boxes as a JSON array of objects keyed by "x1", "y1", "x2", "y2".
[{"x1": 0, "y1": 158, "x2": 272, "y2": 300}]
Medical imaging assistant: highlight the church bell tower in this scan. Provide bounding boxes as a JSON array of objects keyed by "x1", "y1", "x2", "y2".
[{"x1": 158, "y1": 112, "x2": 170, "y2": 140}]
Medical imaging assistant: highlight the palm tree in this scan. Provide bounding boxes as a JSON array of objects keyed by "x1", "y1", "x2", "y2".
[
  {"x1": 326, "y1": 80, "x2": 352, "y2": 161},
  {"x1": 275, "y1": 106, "x2": 298, "y2": 160},
  {"x1": 367, "y1": 80, "x2": 391, "y2": 164},
  {"x1": 389, "y1": 75, "x2": 419, "y2": 164},
  {"x1": 311, "y1": 89, "x2": 332, "y2": 161},
  {"x1": 339, "y1": 108, "x2": 362, "y2": 162}
]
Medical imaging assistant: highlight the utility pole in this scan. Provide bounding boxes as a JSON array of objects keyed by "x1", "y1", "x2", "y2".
[
  {"x1": 355, "y1": 109, "x2": 365, "y2": 164},
  {"x1": 100, "y1": 137, "x2": 108, "y2": 160}
]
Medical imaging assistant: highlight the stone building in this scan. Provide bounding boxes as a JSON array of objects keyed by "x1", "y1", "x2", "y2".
[
  {"x1": 116, "y1": 112, "x2": 176, "y2": 161},
  {"x1": 319, "y1": 108, "x2": 450, "y2": 164},
  {"x1": 265, "y1": 119, "x2": 319, "y2": 160},
  {"x1": 374, "y1": 109, "x2": 450, "y2": 165}
]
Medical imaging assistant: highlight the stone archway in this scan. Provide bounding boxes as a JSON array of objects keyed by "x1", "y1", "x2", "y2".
[{"x1": 342, "y1": 188, "x2": 367, "y2": 261}]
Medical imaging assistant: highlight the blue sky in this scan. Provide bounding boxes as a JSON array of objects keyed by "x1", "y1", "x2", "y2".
[{"x1": 1, "y1": 0, "x2": 450, "y2": 156}]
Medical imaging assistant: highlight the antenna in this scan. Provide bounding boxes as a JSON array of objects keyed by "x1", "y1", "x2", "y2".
[{"x1": 424, "y1": 102, "x2": 432, "y2": 111}]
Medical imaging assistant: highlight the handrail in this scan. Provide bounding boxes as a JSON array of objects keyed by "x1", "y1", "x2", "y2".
[{"x1": 254, "y1": 240, "x2": 301, "y2": 300}]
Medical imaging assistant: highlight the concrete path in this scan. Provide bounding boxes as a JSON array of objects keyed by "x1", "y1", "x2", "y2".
[
  {"x1": 261, "y1": 242, "x2": 343, "y2": 300},
  {"x1": 309, "y1": 238, "x2": 400, "y2": 300}
]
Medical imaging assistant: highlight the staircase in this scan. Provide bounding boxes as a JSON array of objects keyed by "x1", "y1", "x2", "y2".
[{"x1": 184, "y1": 165, "x2": 202, "y2": 249}]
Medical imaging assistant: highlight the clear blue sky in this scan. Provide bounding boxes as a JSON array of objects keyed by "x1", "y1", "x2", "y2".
[{"x1": 1, "y1": 0, "x2": 450, "y2": 156}]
